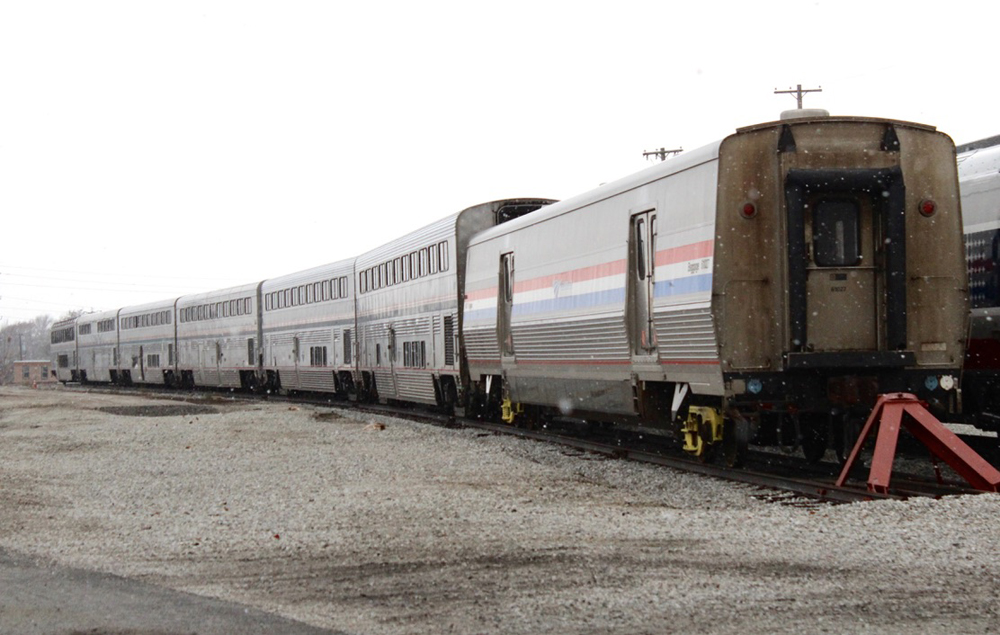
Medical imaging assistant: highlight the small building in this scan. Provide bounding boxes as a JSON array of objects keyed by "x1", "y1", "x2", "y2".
[{"x1": 12, "y1": 360, "x2": 57, "y2": 386}]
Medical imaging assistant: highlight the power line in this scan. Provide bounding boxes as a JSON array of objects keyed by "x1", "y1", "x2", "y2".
[
  {"x1": 0, "y1": 263, "x2": 244, "y2": 284},
  {"x1": 0, "y1": 271, "x2": 219, "y2": 291}
]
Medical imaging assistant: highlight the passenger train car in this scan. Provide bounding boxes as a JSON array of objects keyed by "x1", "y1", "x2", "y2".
[
  {"x1": 52, "y1": 113, "x2": 968, "y2": 462},
  {"x1": 466, "y1": 113, "x2": 967, "y2": 461},
  {"x1": 176, "y1": 283, "x2": 260, "y2": 390},
  {"x1": 957, "y1": 135, "x2": 1000, "y2": 430},
  {"x1": 260, "y1": 259, "x2": 354, "y2": 395},
  {"x1": 354, "y1": 199, "x2": 551, "y2": 408},
  {"x1": 76, "y1": 309, "x2": 118, "y2": 383}
]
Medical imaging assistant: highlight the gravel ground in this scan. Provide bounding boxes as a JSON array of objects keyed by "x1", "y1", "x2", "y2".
[{"x1": 1, "y1": 385, "x2": 999, "y2": 634}]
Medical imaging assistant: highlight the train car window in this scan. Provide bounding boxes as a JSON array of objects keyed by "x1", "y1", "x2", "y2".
[
  {"x1": 166, "y1": 311, "x2": 171, "y2": 324},
  {"x1": 245, "y1": 298, "x2": 251, "y2": 314},
  {"x1": 813, "y1": 199, "x2": 861, "y2": 267},
  {"x1": 420, "y1": 249, "x2": 428, "y2": 277},
  {"x1": 265, "y1": 295, "x2": 271, "y2": 311},
  {"x1": 306, "y1": 284, "x2": 314, "y2": 304},
  {"x1": 394, "y1": 258, "x2": 401, "y2": 284},
  {"x1": 197, "y1": 306, "x2": 203, "y2": 321},
  {"x1": 429, "y1": 244, "x2": 439, "y2": 274},
  {"x1": 410, "y1": 252, "x2": 418, "y2": 277},
  {"x1": 439, "y1": 241, "x2": 448, "y2": 271},
  {"x1": 223, "y1": 302, "x2": 230, "y2": 318},
  {"x1": 339, "y1": 277, "x2": 348, "y2": 298},
  {"x1": 635, "y1": 218, "x2": 647, "y2": 280}
]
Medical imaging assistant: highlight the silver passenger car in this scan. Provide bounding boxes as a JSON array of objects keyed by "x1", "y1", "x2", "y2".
[
  {"x1": 50, "y1": 318, "x2": 78, "y2": 383},
  {"x1": 75, "y1": 309, "x2": 119, "y2": 383},
  {"x1": 116, "y1": 298, "x2": 178, "y2": 385},
  {"x1": 355, "y1": 199, "x2": 553, "y2": 407},
  {"x1": 466, "y1": 115, "x2": 967, "y2": 460},
  {"x1": 260, "y1": 260, "x2": 354, "y2": 394},
  {"x1": 176, "y1": 283, "x2": 261, "y2": 389}
]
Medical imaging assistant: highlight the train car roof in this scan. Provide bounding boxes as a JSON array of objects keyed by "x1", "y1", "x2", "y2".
[
  {"x1": 261, "y1": 257, "x2": 355, "y2": 291},
  {"x1": 468, "y1": 140, "x2": 723, "y2": 244},
  {"x1": 355, "y1": 211, "x2": 461, "y2": 268},
  {"x1": 76, "y1": 308, "x2": 120, "y2": 321},
  {"x1": 118, "y1": 297, "x2": 181, "y2": 314},
  {"x1": 177, "y1": 281, "x2": 263, "y2": 306},
  {"x1": 957, "y1": 134, "x2": 1000, "y2": 154}
]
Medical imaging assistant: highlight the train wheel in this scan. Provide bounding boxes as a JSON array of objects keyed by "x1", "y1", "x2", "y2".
[
  {"x1": 800, "y1": 414, "x2": 828, "y2": 463},
  {"x1": 723, "y1": 416, "x2": 750, "y2": 468}
]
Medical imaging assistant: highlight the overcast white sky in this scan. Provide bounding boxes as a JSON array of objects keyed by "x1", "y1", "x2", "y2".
[{"x1": 1, "y1": 0, "x2": 997, "y2": 324}]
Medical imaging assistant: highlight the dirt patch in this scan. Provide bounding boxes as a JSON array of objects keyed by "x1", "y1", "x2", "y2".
[{"x1": 97, "y1": 405, "x2": 219, "y2": 418}]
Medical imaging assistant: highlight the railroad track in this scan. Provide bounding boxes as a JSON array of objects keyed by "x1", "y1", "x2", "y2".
[{"x1": 61, "y1": 383, "x2": 990, "y2": 504}]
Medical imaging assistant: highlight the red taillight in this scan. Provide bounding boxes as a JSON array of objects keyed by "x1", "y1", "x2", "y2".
[
  {"x1": 919, "y1": 199, "x2": 937, "y2": 217},
  {"x1": 740, "y1": 202, "x2": 757, "y2": 219}
]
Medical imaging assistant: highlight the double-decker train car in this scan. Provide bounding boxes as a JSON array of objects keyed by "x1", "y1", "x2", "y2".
[
  {"x1": 75, "y1": 309, "x2": 119, "y2": 383},
  {"x1": 354, "y1": 199, "x2": 553, "y2": 407},
  {"x1": 465, "y1": 113, "x2": 968, "y2": 461},
  {"x1": 957, "y1": 135, "x2": 1000, "y2": 430},
  {"x1": 50, "y1": 318, "x2": 78, "y2": 382},
  {"x1": 176, "y1": 283, "x2": 261, "y2": 390},
  {"x1": 115, "y1": 299, "x2": 177, "y2": 386},
  {"x1": 260, "y1": 260, "x2": 354, "y2": 395}
]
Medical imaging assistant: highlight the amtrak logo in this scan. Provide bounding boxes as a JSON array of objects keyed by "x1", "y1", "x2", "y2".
[{"x1": 553, "y1": 279, "x2": 572, "y2": 298}]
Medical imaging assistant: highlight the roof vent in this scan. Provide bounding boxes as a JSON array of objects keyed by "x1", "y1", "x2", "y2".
[{"x1": 780, "y1": 108, "x2": 831, "y2": 121}]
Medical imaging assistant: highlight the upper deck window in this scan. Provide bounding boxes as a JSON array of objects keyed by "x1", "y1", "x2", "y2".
[{"x1": 813, "y1": 199, "x2": 861, "y2": 267}]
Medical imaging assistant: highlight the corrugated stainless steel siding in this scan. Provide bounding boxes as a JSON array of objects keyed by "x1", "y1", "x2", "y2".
[
  {"x1": 512, "y1": 314, "x2": 628, "y2": 361},
  {"x1": 654, "y1": 306, "x2": 719, "y2": 362}
]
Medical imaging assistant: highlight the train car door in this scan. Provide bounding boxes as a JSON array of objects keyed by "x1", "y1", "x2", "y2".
[
  {"x1": 498, "y1": 252, "x2": 515, "y2": 360},
  {"x1": 629, "y1": 211, "x2": 658, "y2": 357},
  {"x1": 803, "y1": 194, "x2": 877, "y2": 350}
]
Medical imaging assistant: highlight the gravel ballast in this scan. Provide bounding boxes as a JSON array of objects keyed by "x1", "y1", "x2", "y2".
[{"x1": 1, "y1": 386, "x2": 998, "y2": 634}]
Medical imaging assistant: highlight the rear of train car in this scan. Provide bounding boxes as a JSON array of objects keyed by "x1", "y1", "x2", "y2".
[{"x1": 464, "y1": 114, "x2": 968, "y2": 459}]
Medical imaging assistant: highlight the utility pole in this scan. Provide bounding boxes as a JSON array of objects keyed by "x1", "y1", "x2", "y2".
[
  {"x1": 774, "y1": 84, "x2": 822, "y2": 109},
  {"x1": 643, "y1": 147, "x2": 683, "y2": 162}
]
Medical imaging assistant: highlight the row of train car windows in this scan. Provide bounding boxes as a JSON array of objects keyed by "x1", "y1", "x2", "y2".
[
  {"x1": 265, "y1": 276, "x2": 349, "y2": 311},
  {"x1": 180, "y1": 297, "x2": 253, "y2": 323},
  {"x1": 77, "y1": 318, "x2": 119, "y2": 337},
  {"x1": 359, "y1": 241, "x2": 449, "y2": 295},
  {"x1": 121, "y1": 310, "x2": 172, "y2": 330},
  {"x1": 50, "y1": 327, "x2": 75, "y2": 344}
]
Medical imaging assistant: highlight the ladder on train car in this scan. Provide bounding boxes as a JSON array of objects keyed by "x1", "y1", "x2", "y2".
[{"x1": 836, "y1": 393, "x2": 1000, "y2": 494}]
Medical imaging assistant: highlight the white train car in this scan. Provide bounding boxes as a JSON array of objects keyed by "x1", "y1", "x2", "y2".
[
  {"x1": 957, "y1": 136, "x2": 1000, "y2": 428},
  {"x1": 75, "y1": 309, "x2": 119, "y2": 383},
  {"x1": 356, "y1": 199, "x2": 553, "y2": 407},
  {"x1": 116, "y1": 299, "x2": 178, "y2": 386},
  {"x1": 465, "y1": 143, "x2": 721, "y2": 418},
  {"x1": 176, "y1": 283, "x2": 261, "y2": 390},
  {"x1": 50, "y1": 318, "x2": 78, "y2": 383},
  {"x1": 260, "y1": 260, "x2": 354, "y2": 394},
  {"x1": 466, "y1": 115, "x2": 967, "y2": 461}
]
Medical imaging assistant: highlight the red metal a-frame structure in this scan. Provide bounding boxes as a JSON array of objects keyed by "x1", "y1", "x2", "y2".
[{"x1": 836, "y1": 393, "x2": 1000, "y2": 494}]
